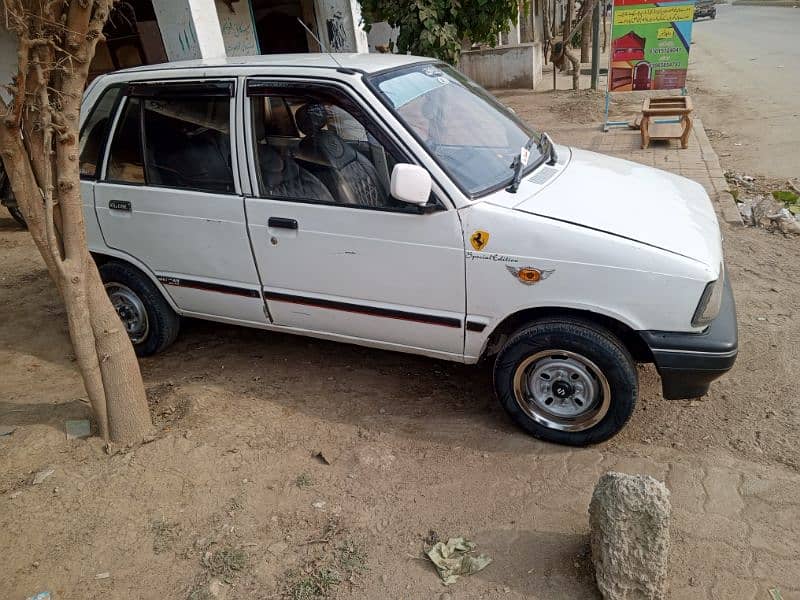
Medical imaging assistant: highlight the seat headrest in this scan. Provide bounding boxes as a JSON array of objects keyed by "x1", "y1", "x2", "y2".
[{"x1": 296, "y1": 103, "x2": 328, "y2": 136}]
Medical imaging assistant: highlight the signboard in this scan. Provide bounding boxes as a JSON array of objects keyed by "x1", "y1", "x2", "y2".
[{"x1": 608, "y1": 0, "x2": 695, "y2": 92}]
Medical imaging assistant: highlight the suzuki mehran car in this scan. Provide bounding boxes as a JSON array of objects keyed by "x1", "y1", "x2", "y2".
[{"x1": 78, "y1": 54, "x2": 737, "y2": 446}]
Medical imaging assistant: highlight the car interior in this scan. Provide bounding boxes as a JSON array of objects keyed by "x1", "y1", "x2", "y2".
[{"x1": 252, "y1": 96, "x2": 404, "y2": 209}]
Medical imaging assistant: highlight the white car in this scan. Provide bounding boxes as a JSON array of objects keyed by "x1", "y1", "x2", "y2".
[{"x1": 78, "y1": 54, "x2": 737, "y2": 446}]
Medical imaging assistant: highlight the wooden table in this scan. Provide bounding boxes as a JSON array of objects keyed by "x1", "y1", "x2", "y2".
[{"x1": 640, "y1": 96, "x2": 693, "y2": 149}]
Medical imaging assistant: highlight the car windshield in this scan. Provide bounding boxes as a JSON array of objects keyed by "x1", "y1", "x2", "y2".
[{"x1": 370, "y1": 63, "x2": 542, "y2": 197}]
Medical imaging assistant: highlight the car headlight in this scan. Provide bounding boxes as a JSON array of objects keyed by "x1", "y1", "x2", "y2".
[{"x1": 692, "y1": 264, "x2": 724, "y2": 327}]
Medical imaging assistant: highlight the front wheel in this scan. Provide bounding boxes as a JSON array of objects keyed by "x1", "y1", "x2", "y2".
[{"x1": 493, "y1": 319, "x2": 638, "y2": 446}]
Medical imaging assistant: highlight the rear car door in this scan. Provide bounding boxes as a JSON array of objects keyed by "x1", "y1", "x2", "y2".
[
  {"x1": 93, "y1": 80, "x2": 266, "y2": 326},
  {"x1": 243, "y1": 79, "x2": 466, "y2": 359}
]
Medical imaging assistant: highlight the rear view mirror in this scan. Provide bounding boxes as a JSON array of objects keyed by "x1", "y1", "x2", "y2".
[{"x1": 390, "y1": 163, "x2": 432, "y2": 206}]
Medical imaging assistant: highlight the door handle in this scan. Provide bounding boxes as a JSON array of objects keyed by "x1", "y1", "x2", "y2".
[
  {"x1": 268, "y1": 217, "x2": 298, "y2": 230},
  {"x1": 108, "y1": 200, "x2": 131, "y2": 212}
]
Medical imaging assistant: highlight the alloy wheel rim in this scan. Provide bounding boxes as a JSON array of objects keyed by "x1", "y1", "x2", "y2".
[{"x1": 512, "y1": 350, "x2": 611, "y2": 432}]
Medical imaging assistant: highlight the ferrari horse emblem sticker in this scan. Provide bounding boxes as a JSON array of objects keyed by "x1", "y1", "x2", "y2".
[{"x1": 470, "y1": 230, "x2": 490, "y2": 251}]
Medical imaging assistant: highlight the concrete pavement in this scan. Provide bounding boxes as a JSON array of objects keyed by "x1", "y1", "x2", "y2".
[{"x1": 689, "y1": 4, "x2": 800, "y2": 177}]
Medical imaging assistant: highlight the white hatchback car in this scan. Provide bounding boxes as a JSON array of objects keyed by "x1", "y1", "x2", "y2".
[{"x1": 78, "y1": 54, "x2": 737, "y2": 446}]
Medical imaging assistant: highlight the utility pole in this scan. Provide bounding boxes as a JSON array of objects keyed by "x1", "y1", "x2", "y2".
[{"x1": 590, "y1": 0, "x2": 601, "y2": 89}]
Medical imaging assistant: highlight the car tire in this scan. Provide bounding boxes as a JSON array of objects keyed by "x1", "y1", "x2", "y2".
[
  {"x1": 493, "y1": 318, "x2": 637, "y2": 446},
  {"x1": 98, "y1": 261, "x2": 180, "y2": 356},
  {"x1": 7, "y1": 205, "x2": 27, "y2": 228}
]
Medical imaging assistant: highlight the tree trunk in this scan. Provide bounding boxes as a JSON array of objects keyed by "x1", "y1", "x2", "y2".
[
  {"x1": 581, "y1": 13, "x2": 591, "y2": 62},
  {"x1": 563, "y1": 0, "x2": 574, "y2": 40},
  {"x1": 565, "y1": 46, "x2": 581, "y2": 89},
  {"x1": 0, "y1": 0, "x2": 153, "y2": 445}
]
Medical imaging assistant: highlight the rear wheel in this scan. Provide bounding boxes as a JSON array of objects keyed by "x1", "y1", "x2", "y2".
[
  {"x1": 1, "y1": 173, "x2": 26, "y2": 229},
  {"x1": 493, "y1": 318, "x2": 638, "y2": 446},
  {"x1": 7, "y1": 205, "x2": 26, "y2": 228},
  {"x1": 98, "y1": 261, "x2": 180, "y2": 356}
]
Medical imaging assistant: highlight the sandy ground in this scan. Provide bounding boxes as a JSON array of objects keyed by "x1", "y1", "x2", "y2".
[{"x1": 2, "y1": 88, "x2": 800, "y2": 598}]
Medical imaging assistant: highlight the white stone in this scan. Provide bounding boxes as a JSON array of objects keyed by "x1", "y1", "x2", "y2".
[{"x1": 589, "y1": 472, "x2": 671, "y2": 600}]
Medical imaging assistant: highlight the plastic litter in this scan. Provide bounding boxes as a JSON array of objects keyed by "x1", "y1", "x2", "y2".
[
  {"x1": 32, "y1": 468, "x2": 54, "y2": 485},
  {"x1": 426, "y1": 537, "x2": 492, "y2": 586}
]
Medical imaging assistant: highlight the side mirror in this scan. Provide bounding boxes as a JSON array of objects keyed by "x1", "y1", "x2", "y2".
[{"x1": 390, "y1": 163, "x2": 432, "y2": 206}]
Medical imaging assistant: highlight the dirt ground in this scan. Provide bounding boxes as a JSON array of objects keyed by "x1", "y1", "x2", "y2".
[{"x1": 2, "y1": 89, "x2": 800, "y2": 599}]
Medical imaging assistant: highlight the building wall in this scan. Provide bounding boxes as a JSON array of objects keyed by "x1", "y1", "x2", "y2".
[
  {"x1": 460, "y1": 43, "x2": 543, "y2": 90},
  {"x1": 0, "y1": 29, "x2": 17, "y2": 103},
  {"x1": 153, "y1": 0, "x2": 226, "y2": 61},
  {"x1": 314, "y1": 0, "x2": 367, "y2": 52},
  {"x1": 366, "y1": 21, "x2": 398, "y2": 53},
  {"x1": 215, "y1": 0, "x2": 260, "y2": 56}
]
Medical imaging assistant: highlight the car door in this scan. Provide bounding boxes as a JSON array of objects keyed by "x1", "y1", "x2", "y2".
[
  {"x1": 93, "y1": 80, "x2": 266, "y2": 326},
  {"x1": 243, "y1": 79, "x2": 466, "y2": 358}
]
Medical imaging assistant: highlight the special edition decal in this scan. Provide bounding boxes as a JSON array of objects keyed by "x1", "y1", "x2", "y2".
[{"x1": 466, "y1": 251, "x2": 518, "y2": 263}]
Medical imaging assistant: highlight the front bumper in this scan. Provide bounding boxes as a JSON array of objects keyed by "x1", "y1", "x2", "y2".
[{"x1": 639, "y1": 272, "x2": 738, "y2": 399}]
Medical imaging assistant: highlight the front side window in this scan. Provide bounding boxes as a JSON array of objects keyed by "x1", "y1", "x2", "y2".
[
  {"x1": 105, "y1": 92, "x2": 234, "y2": 194},
  {"x1": 79, "y1": 85, "x2": 123, "y2": 178},
  {"x1": 370, "y1": 63, "x2": 542, "y2": 196},
  {"x1": 249, "y1": 91, "x2": 406, "y2": 210}
]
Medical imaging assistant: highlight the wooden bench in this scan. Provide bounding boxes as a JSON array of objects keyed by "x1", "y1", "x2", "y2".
[{"x1": 640, "y1": 96, "x2": 693, "y2": 149}]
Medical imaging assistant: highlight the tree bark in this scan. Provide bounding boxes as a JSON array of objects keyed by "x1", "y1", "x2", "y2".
[
  {"x1": 581, "y1": 12, "x2": 592, "y2": 62},
  {"x1": 0, "y1": 0, "x2": 153, "y2": 444}
]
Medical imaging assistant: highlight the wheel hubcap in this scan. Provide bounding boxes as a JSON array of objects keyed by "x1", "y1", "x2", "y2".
[
  {"x1": 512, "y1": 350, "x2": 611, "y2": 432},
  {"x1": 105, "y1": 283, "x2": 148, "y2": 344}
]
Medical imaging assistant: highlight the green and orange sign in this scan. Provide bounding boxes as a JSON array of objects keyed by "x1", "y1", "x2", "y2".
[{"x1": 609, "y1": 0, "x2": 695, "y2": 92}]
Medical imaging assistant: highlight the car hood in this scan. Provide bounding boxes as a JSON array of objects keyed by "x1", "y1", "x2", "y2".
[{"x1": 512, "y1": 148, "x2": 722, "y2": 268}]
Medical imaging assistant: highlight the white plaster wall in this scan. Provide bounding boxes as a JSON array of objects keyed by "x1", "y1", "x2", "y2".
[
  {"x1": 314, "y1": 0, "x2": 367, "y2": 53},
  {"x1": 459, "y1": 43, "x2": 543, "y2": 90},
  {"x1": 0, "y1": 29, "x2": 18, "y2": 103},
  {"x1": 216, "y1": 0, "x2": 259, "y2": 56},
  {"x1": 366, "y1": 21, "x2": 398, "y2": 53},
  {"x1": 153, "y1": 0, "x2": 225, "y2": 61}
]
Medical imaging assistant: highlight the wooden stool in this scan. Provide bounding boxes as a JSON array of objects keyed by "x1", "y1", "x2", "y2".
[{"x1": 640, "y1": 96, "x2": 693, "y2": 149}]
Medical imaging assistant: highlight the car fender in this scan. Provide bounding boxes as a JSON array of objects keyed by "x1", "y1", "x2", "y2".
[{"x1": 89, "y1": 246, "x2": 182, "y2": 314}]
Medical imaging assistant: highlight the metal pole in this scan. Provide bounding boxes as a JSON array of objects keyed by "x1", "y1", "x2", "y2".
[{"x1": 591, "y1": 0, "x2": 601, "y2": 90}]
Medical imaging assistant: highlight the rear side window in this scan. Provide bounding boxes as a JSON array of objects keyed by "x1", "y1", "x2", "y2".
[
  {"x1": 106, "y1": 97, "x2": 145, "y2": 184},
  {"x1": 79, "y1": 85, "x2": 123, "y2": 178},
  {"x1": 104, "y1": 91, "x2": 234, "y2": 194},
  {"x1": 142, "y1": 97, "x2": 233, "y2": 194}
]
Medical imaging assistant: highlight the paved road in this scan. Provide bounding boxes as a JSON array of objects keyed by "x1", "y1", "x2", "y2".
[{"x1": 689, "y1": 4, "x2": 800, "y2": 178}]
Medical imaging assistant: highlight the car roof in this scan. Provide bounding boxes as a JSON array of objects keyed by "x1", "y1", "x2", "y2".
[{"x1": 116, "y1": 53, "x2": 434, "y2": 75}]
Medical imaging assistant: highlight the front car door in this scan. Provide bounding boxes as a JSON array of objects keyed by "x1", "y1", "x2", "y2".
[
  {"x1": 242, "y1": 79, "x2": 466, "y2": 359},
  {"x1": 92, "y1": 80, "x2": 266, "y2": 326}
]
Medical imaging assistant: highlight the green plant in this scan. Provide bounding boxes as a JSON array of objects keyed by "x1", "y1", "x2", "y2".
[
  {"x1": 295, "y1": 473, "x2": 313, "y2": 488},
  {"x1": 151, "y1": 517, "x2": 181, "y2": 554},
  {"x1": 360, "y1": 0, "x2": 525, "y2": 64},
  {"x1": 288, "y1": 568, "x2": 341, "y2": 600},
  {"x1": 772, "y1": 190, "x2": 799, "y2": 204},
  {"x1": 202, "y1": 547, "x2": 247, "y2": 583}
]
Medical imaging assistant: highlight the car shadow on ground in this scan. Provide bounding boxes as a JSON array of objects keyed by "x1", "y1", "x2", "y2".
[{"x1": 143, "y1": 317, "x2": 580, "y2": 457}]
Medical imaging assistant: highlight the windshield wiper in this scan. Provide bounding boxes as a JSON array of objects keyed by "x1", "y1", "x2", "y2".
[{"x1": 506, "y1": 132, "x2": 558, "y2": 193}]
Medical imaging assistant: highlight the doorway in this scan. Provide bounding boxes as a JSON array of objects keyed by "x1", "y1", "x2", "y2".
[{"x1": 252, "y1": 0, "x2": 321, "y2": 53}]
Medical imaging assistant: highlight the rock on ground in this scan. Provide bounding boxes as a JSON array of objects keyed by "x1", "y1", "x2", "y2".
[{"x1": 589, "y1": 472, "x2": 671, "y2": 600}]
